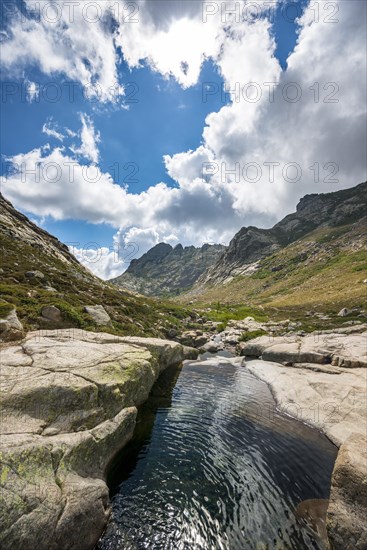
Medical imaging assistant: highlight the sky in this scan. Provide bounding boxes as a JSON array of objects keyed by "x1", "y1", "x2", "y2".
[{"x1": 1, "y1": 0, "x2": 366, "y2": 279}]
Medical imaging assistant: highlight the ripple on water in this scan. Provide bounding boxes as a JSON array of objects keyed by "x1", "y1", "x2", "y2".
[{"x1": 98, "y1": 359, "x2": 337, "y2": 550}]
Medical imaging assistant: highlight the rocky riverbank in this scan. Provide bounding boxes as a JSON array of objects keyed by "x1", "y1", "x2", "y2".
[
  {"x1": 241, "y1": 330, "x2": 367, "y2": 549},
  {"x1": 1, "y1": 326, "x2": 365, "y2": 550},
  {"x1": 0, "y1": 329, "x2": 198, "y2": 550}
]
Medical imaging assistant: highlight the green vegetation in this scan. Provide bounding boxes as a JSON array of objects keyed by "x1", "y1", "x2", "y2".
[
  {"x1": 239, "y1": 329, "x2": 267, "y2": 342},
  {"x1": 176, "y1": 222, "x2": 366, "y2": 331},
  {"x1": 0, "y1": 300, "x2": 14, "y2": 317},
  {"x1": 201, "y1": 303, "x2": 268, "y2": 329},
  {"x1": 0, "y1": 232, "x2": 191, "y2": 337}
]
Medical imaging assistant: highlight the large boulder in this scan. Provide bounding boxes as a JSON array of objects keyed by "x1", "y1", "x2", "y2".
[
  {"x1": 0, "y1": 329, "x2": 190, "y2": 549},
  {"x1": 177, "y1": 331, "x2": 208, "y2": 348},
  {"x1": 41, "y1": 305, "x2": 62, "y2": 322},
  {"x1": 25, "y1": 270, "x2": 45, "y2": 280},
  {"x1": 83, "y1": 305, "x2": 112, "y2": 326},
  {"x1": 337, "y1": 308, "x2": 351, "y2": 317},
  {"x1": 0, "y1": 309, "x2": 24, "y2": 342}
]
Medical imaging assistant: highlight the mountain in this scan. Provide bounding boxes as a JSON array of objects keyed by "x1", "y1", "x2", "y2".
[
  {"x1": 201, "y1": 182, "x2": 367, "y2": 285},
  {"x1": 0, "y1": 194, "x2": 189, "y2": 337},
  {"x1": 110, "y1": 242, "x2": 225, "y2": 296},
  {"x1": 188, "y1": 182, "x2": 367, "y2": 312},
  {"x1": 110, "y1": 182, "x2": 366, "y2": 314}
]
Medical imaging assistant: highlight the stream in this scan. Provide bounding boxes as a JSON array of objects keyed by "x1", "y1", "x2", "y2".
[{"x1": 97, "y1": 355, "x2": 337, "y2": 550}]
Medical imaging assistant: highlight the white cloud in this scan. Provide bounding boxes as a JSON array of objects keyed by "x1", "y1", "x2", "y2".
[
  {"x1": 162, "y1": 0, "x2": 367, "y2": 223},
  {"x1": 1, "y1": 146, "x2": 125, "y2": 222},
  {"x1": 1, "y1": 0, "x2": 124, "y2": 102},
  {"x1": 72, "y1": 245, "x2": 126, "y2": 280},
  {"x1": 42, "y1": 118, "x2": 65, "y2": 141},
  {"x1": 25, "y1": 79, "x2": 39, "y2": 103},
  {"x1": 71, "y1": 114, "x2": 101, "y2": 164},
  {"x1": 1, "y1": 0, "x2": 277, "y2": 101}
]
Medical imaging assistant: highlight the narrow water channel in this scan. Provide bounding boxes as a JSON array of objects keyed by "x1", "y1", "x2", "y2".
[{"x1": 98, "y1": 356, "x2": 337, "y2": 550}]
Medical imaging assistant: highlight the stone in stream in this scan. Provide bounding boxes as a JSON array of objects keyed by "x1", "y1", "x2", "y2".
[
  {"x1": 0, "y1": 329, "x2": 197, "y2": 550},
  {"x1": 201, "y1": 340, "x2": 224, "y2": 353}
]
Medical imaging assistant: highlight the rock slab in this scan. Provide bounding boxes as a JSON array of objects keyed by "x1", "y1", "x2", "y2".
[
  {"x1": 0, "y1": 329, "x2": 192, "y2": 549},
  {"x1": 240, "y1": 331, "x2": 367, "y2": 368},
  {"x1": 245, "y1": 332, "x2": 367, "y2": 550}
]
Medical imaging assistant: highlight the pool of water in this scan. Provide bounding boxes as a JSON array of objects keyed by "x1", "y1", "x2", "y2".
[{"x1": 98, "y1": 357, "x2": 337, "y2": 550}]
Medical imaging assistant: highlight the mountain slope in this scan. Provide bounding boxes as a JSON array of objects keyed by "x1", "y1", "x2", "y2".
[
  {"x1": 185, "y1": 219, "x2": 367, "y2": 313},
  {"x1": 0, "y1": 194, "x2": 190, "y2": 336},
  {"x1": 201, "y1": 182, "x2": 367, "y2": 285},
  {"x1": 111, "y1": 242, "x2": 225, "y2": 296},
  {"x1": 111, "y1": 182, "x2": 366, "y2": 309}
]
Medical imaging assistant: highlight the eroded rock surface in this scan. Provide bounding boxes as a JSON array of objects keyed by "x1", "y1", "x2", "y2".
[
  {"x1": 246, "y1": 360, "x2": 366, "y2": 447},
  {"x1": 0, "y1": 329, "x2": 193, "y2": 549},
  {"x1": 327, "y1": 433, "x2": 367, "y2": 550}
]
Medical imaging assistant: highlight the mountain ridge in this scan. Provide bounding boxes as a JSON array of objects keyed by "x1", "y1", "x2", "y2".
[
  {"x1": 202, "y1": 181, "x2": 367, "y2": 285},
  {"x1": 111, "y1": 242, "x2": 225, "y2": 296},
  {"x1": 111, "y1": 182, "x2": 367, "y2": 296}
]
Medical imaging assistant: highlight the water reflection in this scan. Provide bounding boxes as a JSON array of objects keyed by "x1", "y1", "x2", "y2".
[{"x1": 99, "y1": 358, "x2": 337, "y2": 550}]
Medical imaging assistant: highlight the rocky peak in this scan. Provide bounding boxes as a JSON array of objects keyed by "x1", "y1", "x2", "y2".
[
  {"x1": 201, "y1": 182, "x2": 367, "y2": 284},
  {"x1": 127, "y1": 242, "x2": 173, "y2": 275},
  {"x1": 111, "y1": 242, "x2": 226, "y2": 296}
]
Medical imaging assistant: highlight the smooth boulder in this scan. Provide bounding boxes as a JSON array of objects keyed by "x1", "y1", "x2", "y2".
[
  {"x1": 0, "y1": 309, "x2": 24, "y2": 342},
  {"x1": 83, "y1": 305, "x2": 112, "y2": 326}
]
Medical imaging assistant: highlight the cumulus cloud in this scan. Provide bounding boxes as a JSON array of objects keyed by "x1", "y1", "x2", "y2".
[
  {"x1": 1, "y1": 0, "x2": 124, "y2": 102},
  {"x1": 72, "y1": 245, "x2": 126, "y2": 280},
  {"x1": 163, "y1": 0, "x2": 366, "y2": 224},
  {"x1": 1, "y1": 0, "x2": 277, "y2": 98},
  {"x1": 71, "y1": 227, "x2": 179, "y2": 279}
]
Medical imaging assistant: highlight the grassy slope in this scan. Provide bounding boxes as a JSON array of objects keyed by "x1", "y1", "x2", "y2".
[
  {"x1": 178, "y1": 221, "x2": 367, "y2": 331},
  {"x1": 0, "y1": 231, "x2": 190, "y2": 337}
]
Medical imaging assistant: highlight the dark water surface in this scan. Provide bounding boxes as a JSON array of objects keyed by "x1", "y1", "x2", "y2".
[{"x1": 98, "y1": 357, "x2": 337, "y2": 550}]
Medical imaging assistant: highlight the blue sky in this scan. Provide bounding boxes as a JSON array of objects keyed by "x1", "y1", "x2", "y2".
[
  {"x1": 1, "y1": 57, "x2": 229, "y2": 246},
  {"x1": 1, "y1": 0, "x2": 366, "y2": 278}
]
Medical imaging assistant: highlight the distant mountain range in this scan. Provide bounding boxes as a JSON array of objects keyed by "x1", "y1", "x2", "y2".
[
  {"x1": 110, "y1": 242, "x2": 225, "y2": 296},
  {"x1": 111, "y1": 182, "x2": 367, "y2": 302}
]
